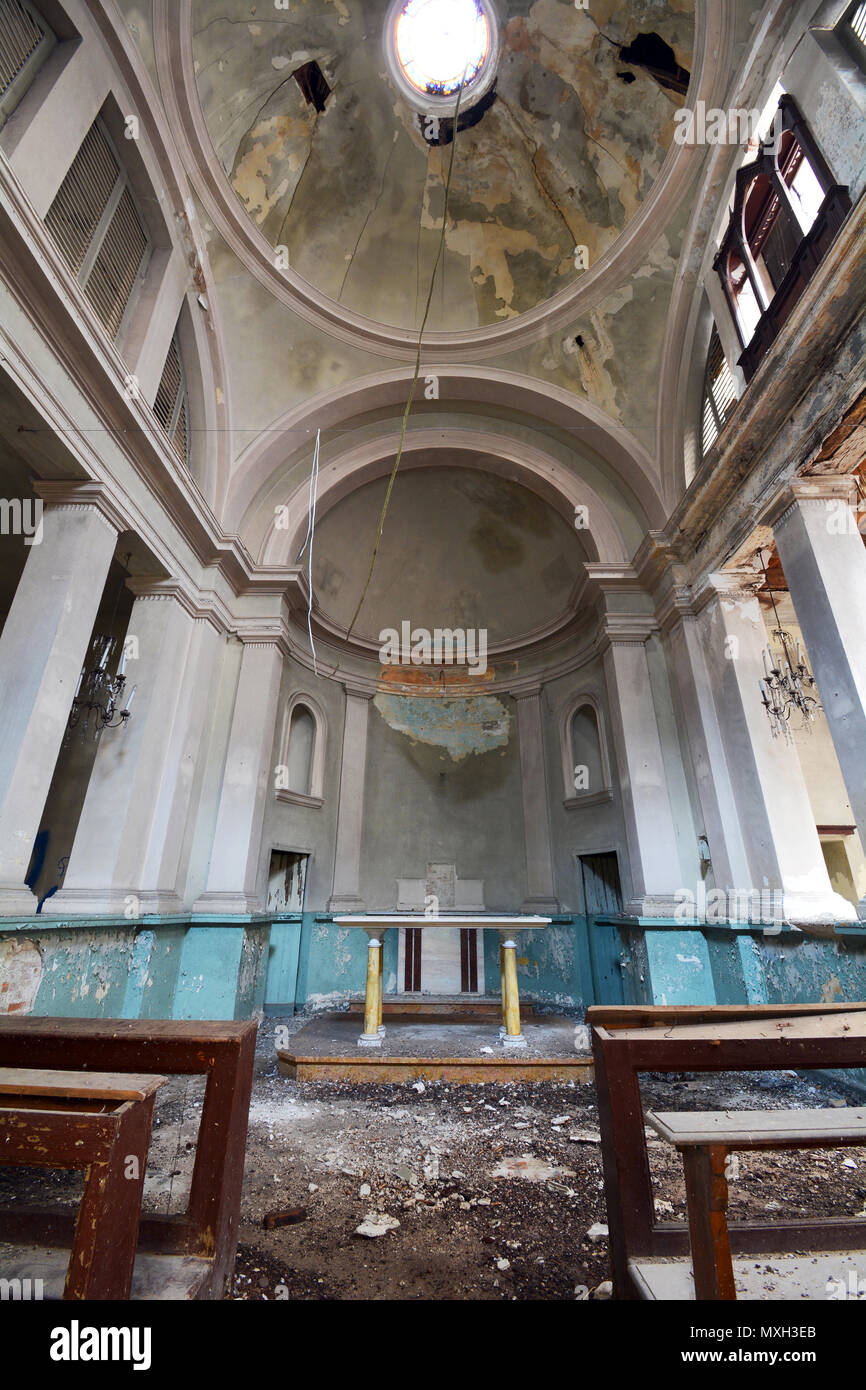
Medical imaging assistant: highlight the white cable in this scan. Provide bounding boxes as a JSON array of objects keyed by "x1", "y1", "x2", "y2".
[{"x1": 297, "y1": 429, "x2": 321, "y2": 675}]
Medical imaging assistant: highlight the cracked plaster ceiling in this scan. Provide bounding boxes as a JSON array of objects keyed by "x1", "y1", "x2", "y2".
[{"x1": 192, "y1": 0, "x2": 695, "y2": 334}]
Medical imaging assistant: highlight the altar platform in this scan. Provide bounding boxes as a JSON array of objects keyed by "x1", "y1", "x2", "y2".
[{"x1": 276, "y1": 1004, "x2": 595, "y2": 1084}]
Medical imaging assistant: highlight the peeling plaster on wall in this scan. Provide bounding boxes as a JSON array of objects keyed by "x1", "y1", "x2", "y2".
[
  {"x1": 373, "y1": 694, "x2": 511, "y2": 762},
  {"x1": 0, "y1": 937, "x2": 43, "y2": 1014},
  {"x1": 192, "y1": 0, "x2": 694, "y2": 331}
]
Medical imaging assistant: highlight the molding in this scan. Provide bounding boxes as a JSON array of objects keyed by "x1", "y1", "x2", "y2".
[
  {"x1": 563, "y1": 790, "x2": 614, "y2": 811},
  {"x1": 33, "y1": 478, "x2": 128, "y2": 535}
]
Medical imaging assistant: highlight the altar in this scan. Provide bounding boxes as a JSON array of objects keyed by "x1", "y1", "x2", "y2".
[{"x1": 334, "y1": 915, "x2": 550, "y2": 1047}]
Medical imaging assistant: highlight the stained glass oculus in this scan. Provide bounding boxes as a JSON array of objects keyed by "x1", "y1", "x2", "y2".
[{"x1": 395, "y1": 0, "x2": 490, "y2": 98}]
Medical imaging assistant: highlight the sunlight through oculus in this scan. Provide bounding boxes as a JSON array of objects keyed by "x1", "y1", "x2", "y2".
[{"x1": 394, "y1": 0, "x2": 492, "y2": 98}]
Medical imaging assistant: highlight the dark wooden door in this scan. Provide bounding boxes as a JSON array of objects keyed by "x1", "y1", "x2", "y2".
[{"x1": 579, "y1": 852, "x2": 625, "y2": 1005}]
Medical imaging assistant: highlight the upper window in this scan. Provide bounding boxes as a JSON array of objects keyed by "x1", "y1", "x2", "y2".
[
  {"x1": 713, "y1": 95, "x2": 851, "y2": 381},
  {"x1": 700, "y1": 328, "x2": 738, "y2": 458},
  {"x1": 44, "y1": 117, "x2": 151, "y2": 341},
  {"x1": 0, "y1": 0, "x2": 55, "y2": 127},
  {"x1": 154, "y1": 329, "x2": 190, "y2": 467}
]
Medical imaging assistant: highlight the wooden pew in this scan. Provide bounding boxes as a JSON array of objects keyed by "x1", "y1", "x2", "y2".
[
  {"x1": 0, "y1": 1017, "x2": 257, "y2": 1299},
  {"x1": 587, "y1": 1003, "x2": 866, "y2": 1298},
  {"x1": 0, "y1": 1067, "x2": 165, "y2": 1299},
  {"x1": 645, "y1": 1105, "x2": 866, "y2": 1299}
]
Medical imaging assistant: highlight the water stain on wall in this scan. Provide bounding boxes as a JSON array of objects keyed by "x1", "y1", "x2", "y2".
[{"x1": 373, "y1": 693, "x2": 511, "y2": 762}]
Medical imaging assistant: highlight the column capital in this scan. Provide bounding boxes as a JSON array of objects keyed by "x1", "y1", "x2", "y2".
[
  {"x1": 34, "y1": 480, "x2": 127, "y2": 536},
  {"x1": 694, "y1": 569, "x2": 763, "y2": 610},
  {"x1": 342, "y1": 682, "x2": 374, "y2": 701},
  {"x1": 762, "y1": 476, "x2": 859, "y2": 530},
  {"x1": 596, "y1": 614, "x2": 657, "y2": 652}
]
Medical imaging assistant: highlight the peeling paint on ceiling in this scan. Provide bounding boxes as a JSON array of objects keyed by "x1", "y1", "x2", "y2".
[{"x1": 192, "y1": 0, "x2": 694, "y2": 332}]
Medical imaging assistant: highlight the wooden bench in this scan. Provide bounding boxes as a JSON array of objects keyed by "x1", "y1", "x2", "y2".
[
  {"x1": 645, "y1": 1106, "x2": 866, "y2": 1299},
  {"x1": 587, "y1": 1003, "x2": 866, "y2": 1298},
  {"x1": 0, "y1": 1067, "x2": 165, "y2": 1299},
  {"x1": 0, "y1": 1017, "x2": 257, "y2": 1299}
]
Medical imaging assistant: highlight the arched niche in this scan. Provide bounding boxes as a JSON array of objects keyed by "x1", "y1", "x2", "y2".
[
  {"x1": 276, "y1": 693, "x2": 326, "y2": 807},
  {"x1": 560, "y1": 693, "x2": 612, "y2": 808}
]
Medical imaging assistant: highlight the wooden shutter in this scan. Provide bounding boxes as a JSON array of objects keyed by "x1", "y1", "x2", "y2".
[
  {"x1": 701, "y1": 330, "x2": 737, "y2": 458},
  {"x1": 0, "y1": 0, "x2": 55, "y2": 123},
  {"x1": 153, "y1": 331, "x2": 190, "y2": 465},
  {"x1": 45, "y1": 119, "x2": 150, "y2": 339}
]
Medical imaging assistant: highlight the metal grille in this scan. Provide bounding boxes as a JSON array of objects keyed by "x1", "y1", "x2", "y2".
[
  {"x1": 849, "y1": 2, "x2": 866, "y2": 45},
  {"x1": 45, "y1": 119, "x2": 150, "y2": 340},
  {"x1": 701, "y1": 330, "x2": 738, "y2": 458},
  {"x1": 0, "y1": 0, "x2": 50, "y2": 108},
  {"x1": 84, "y1": 186, "x2": 148, "y2": 338},
  {"x1": 154, "y1": 332, "x2": 190, "y2": 465}
]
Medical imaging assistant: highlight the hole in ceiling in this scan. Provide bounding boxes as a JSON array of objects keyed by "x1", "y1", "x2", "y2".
[
  {"x1": 616, "y1": 71, "x2": 636, "y2": 85},
  {"x1": 420, "y1": 82, "x2": 497, "y2": 145},
  {"x1": 618, "y1": 32, "x2": 690, "y2": 96},
  {"x1": 293, "y1": 60, "x2": 331, "y2": 113}
]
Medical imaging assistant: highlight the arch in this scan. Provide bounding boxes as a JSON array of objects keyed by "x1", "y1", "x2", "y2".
[
  {"x1": 276, "y1": 692, "x2": 326, "y2": 806},
  {"x1": 260, "y1": 429, "x2": 632, "y2": 569},
  {"x1": 560, "y1": 692, "x2": 612, "y2": 806},
  {"x1": 224, "y1": 365, "x2": 665, "y2": 542}
]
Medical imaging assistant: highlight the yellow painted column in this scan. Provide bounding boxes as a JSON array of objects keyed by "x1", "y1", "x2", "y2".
[
  {"x1": 359, "y1": 934, "x2": 383, "y2": 1045},
  {"x1": 499, "y1": 934, "x2": 527, "y2": 1048},
  {"x1": 377, "y1": 930, "x2": 384, "y2": 1032},
  {"x1": 499, "y1": 943, "x2": 507, "y2": 1030}
]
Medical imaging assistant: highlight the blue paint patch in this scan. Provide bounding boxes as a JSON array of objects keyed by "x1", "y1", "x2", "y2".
[{"x1": 373, "y1": 694, "x2": 510, "y2": 761}]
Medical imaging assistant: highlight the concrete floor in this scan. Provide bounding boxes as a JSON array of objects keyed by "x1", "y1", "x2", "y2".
[{"x1": 285, "y1": 1011, "x2": 588, "y2": 1060}]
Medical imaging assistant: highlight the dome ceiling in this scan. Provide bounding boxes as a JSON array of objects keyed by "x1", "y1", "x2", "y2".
[
  {"x1": 310, "y1": 466, "x2": 585, "y2": 646},
  {"x1": 192, "y1": 0, "x2": 694, "y2": 334}
]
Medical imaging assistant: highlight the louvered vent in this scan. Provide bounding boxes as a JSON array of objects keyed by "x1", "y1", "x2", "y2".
[
  {"x1": 44, "y1": 119, "x2": 150, "y2": 339},
  {"x1": 0, "y1": 0, "x2": 54, "y2": 122},
  {"x1": 154, "y1": 331, "x2": 190, "y2": 466},
  {"x1": 701, "y1": 330, "x2": 738, "y2": 458},
  {"x1": 849, "y1": 2, "x2": 866, "y2": 46}
]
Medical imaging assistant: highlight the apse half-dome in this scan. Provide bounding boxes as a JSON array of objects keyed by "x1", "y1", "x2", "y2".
[{"x1": 310, "y1": 466, "x2": 585, "y2": 648}]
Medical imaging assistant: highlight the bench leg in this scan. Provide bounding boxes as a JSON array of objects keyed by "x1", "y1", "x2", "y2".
[
  {"x1": 681, "y1": 1143, "x2": 736, "y2": 1300},
  {"x1": 64, "y1": 1096, "x2": 156, "y2": 1300}
]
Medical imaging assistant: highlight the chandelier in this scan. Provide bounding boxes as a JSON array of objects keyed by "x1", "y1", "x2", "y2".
[
  {"x1": 757, "y1": 550, "x2": 821, "y2": 741},
  {"x1": 64, "y1": 556, "x2": 135, "y2": 746},
  {"x1": 64, "y1": 634, "x2": 135, "y2": 745}
]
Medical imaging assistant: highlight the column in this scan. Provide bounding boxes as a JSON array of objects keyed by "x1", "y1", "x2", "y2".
[
  {"x1": 0, "y1": 487, "x2": 120, "y2": 913},
  {"x1": 498, "y1": 931, "x2": 526, "y2": 1047},
  {"x1": 327, "y1": 684, "x2": 372, "y2": 913},
  {"x1": 698, "y1": 573, "x2": 856, "y2": 924},
  {"x1": 514, "y1": 688, "x2": 559, "y2": 914},
  {"x1": 668, "y1": 614, "x2": 753, "y2": 892},
  {"x1": 358, "y1": 930, "x2": 383, "y2": 1046},
  {"x1": 45, "y1": 587, "x2": 223, "y2": 916},
  {"x1": 770, "y1": 479, "x2": 866, "y2": 862},
  {"x1": 602, "y1": 630, "x2": 683, "y2": 915},
  {"x1": 193, "y1": 637, "x2": 284, "y2": 914}
]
